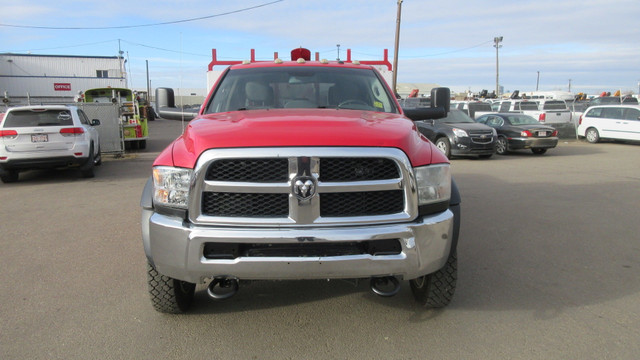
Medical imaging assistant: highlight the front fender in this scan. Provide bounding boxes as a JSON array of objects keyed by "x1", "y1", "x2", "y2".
[
  {"x1": 141, "y1": 176, "x2": 154, "y2": 264},
  {"x1": 449, "y1": 178, "x2": 461, "y2": 253},
  {"x1": 141, "y1": 176, "x2": 153, "y2": 209}
]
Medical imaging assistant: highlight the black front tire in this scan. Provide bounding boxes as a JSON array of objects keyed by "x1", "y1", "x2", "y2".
[
  {"x1": 80, "y1": 145, "x2": 95, "y2": 178},
  {"x1": 410, "y1": 251, "x2": 457, "y2": 308},
  {"x1": 0, "y1": 170, "x2": 19, "y2": 183},
  {"x1": 95, "y1": 145, "x2": 102, "y2": 166},
  {"x1": 496, "y1": 136, "x2": 509, "y2": 155},
  {"x1": 435, "y1": 137, "x2": 451, "y2": 159},
  {"x1": 147, "y1": 107, "x2": 156, "y2": 121},
  {"x1": 147, "y1": 261, "x2": 195, "y2": 314}
]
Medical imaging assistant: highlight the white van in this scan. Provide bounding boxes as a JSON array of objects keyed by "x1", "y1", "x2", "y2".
[{"x1": 577, "y1": 105, "x2": 640, "y2": 143}]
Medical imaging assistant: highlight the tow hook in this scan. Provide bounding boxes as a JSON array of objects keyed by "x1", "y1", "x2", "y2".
[
  {"x1": 370, "y1": 276, "x2": 401, "y2": 297},
  {"x1": 207, "y1": 277, "x2": 239, "y2": 300}
]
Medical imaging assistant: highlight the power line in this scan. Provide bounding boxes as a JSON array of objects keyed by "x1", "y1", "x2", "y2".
[
  {"x1": 338, "y1": 40, "x2": 492, "y2": 61},
  {"x1": 3, "y1": 39, "x2": 119, "y2": 53},
  {"x1": 121, "y1": 40, "x2": 209, "y2": 57},
  {"x1": 398, "y1": 40, "x2": 494, "y2": 58},
  {"x1": 0, "y1": 1, "x2": 283, "y2": 30}
]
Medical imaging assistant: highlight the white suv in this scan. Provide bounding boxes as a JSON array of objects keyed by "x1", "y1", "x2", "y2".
[
  {"x1": 577, "y1": 105, "x2": 640, "y2": 143},
  {"x1": 0, "y1": 105, "x2": 101, "y2": 183}
]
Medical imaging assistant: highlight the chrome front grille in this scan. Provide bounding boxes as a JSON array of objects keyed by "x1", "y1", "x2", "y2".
[
  {"x1": 189, "y1": 148, "x2": 417, "y2": 227},
  {"x1": 469, "y1": 130, "x2": 494, "y2": 144}
]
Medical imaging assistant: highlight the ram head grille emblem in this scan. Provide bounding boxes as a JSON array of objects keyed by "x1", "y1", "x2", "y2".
[{"x1": 292, "y1": 175, "x2": 317, "y2": 201}]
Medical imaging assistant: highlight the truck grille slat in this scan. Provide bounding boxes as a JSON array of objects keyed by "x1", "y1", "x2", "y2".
[
  {"x1": 320, "y1": 191, "x2": 404, "y2": 217},
  {"x1": 319, "y1": 158, "x2": 399, "y2": 181},
  {"x1": 202, "y1": 192, "x2": 289, "y2": 217},
  {"x1": 205, "y1": 158, "x2": 288, "y2": 182},
  {"x1": 203, "y1": 239, "x2": 402, "y2": 259}
]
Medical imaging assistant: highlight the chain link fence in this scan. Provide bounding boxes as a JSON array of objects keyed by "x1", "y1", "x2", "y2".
[{"x1": 77, "y1": 103, "x2": 124, "y2": 154}]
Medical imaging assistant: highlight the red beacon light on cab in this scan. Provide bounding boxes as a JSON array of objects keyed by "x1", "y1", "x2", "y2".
[{"x1": 290, "y1": 48, "x2": 311, "y2": 61}]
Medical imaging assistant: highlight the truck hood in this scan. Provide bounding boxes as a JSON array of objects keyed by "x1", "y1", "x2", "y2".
[{"x1": 155, "y1": 109, "x2": 446, "y2": 168}]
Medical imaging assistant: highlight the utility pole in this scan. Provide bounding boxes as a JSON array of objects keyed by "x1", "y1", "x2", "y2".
[
  {"x1": 536, "y1": 71, "x2": 540, "y2": 91},
  {"x1": 568, "y1": 79, "x2": 572, "y2": 92},
  {"x1": 392, "y1": 0, "x2": 403, "y2": 96},
  {"x1": 146, "y1": 60, "x2": 150, "y2": 98},
  {"x1": 118, "y1": 39, "x2": 126, "y2": 85},
  {"x1": 336, "y1": 44, "x2": 341, "y2": 61},
  {"x1": 494, "y1": 36, "x2": 503, "y2": 97}
]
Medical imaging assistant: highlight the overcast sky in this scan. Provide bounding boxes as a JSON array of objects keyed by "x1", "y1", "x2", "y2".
[{"x1": 2, "y1": 0, "x2": 639, "y2": 95}]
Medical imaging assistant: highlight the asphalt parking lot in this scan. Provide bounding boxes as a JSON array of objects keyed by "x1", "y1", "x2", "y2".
[{"x1": 1, "y1": 118, "x2": 639, "y2": 359}]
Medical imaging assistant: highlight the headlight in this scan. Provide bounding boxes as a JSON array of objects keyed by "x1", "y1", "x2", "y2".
[
  {"x1": 413, "y1": 164, "x2": 451, "y2": 206},
  {"x1": 452, "y1": 128, "x2": 468, "y2": 137},
  {"x1": 152, "y1": 166, "x2": 193, "y2": 209}
]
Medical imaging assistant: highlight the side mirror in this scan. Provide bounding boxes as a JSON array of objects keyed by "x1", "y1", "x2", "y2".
[
  {"x1": 404, "y1": 87, "x2": 450, "y2": 121},
  {"x1": 91, "y1": 119, "x2": 101, "y2": 126},
  {"x1": 431, "y1": 87, "x2": 450, "y2": 113}
]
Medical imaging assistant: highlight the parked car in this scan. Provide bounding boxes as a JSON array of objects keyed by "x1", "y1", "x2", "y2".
[
  {"x1": 533, "y1": 99, "x2": 573, "y2": 123},
  {"x1": 476, "y1": 113, "x2": 558, "y2": 155},
  {"x1": 0, "y1": 105, "x2": 101, "y2": 183},
  {"x1": 589, "y1": 96, "x2": 638, "y2": 106},
  {"x1": 451, "y1": 101, "x2": 493, "y2": 119},
  {"x1": 416, "y1": 109, "x2": 496, "y2": 158},
  {"x1": 495, "y1": 99, "x2": 571, "y2": 123},
  {"x1": 577, "y1": 105, "x2": 640, "y2": 143},
  {"x1": 495, "y1": 99, "x2": 539, "y2": 113}
]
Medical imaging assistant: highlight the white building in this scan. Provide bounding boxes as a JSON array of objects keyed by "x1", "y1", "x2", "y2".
[{"x1": 0, "y1": 53, "x2": 127, "y2": 105}]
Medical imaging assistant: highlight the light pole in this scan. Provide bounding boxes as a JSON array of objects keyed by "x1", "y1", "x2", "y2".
[
  {"x1": 536, "y1": 71, "x2": 540, "y2": 91},
  {"x1": 494, "y1": 36, "x2": 503, "y2": 97},
  {"x1": 392, "y1": 0, "x2": 403, "y2": 96},
  {"x1": 336, "y1": 44, "x2": 341, "y2": 61}
]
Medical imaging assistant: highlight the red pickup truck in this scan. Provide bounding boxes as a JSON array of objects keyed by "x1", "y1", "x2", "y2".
[{"x1": 141, "y1": 49, "x2": 461, "y2": 313}]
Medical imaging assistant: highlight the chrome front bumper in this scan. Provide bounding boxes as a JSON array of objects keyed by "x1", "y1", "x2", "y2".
[{"x1": 142, "y1": 209, "x2": 455, "y2": 284}]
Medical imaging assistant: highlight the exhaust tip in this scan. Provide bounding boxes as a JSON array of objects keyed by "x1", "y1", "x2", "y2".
[
  {"x1": 370, "y1": 276, "x2": 401, "y2": 297},
  {"x1": 207, "y1": 277, "x2": 239, "y2": 300}
]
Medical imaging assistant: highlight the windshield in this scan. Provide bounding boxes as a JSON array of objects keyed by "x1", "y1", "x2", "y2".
[
  {"x1": 204, "y1": 66, "x2": 397, "y2": 114},
  {"x1": 468, "y1": 103, "x2": 492, "y2": 111},
  {"x1": 506, "y1": 114, "x2": 540, "y2": 125},
  {"x1": 542, "y1": 101, "x2": 567, "y2": 110},
  {"x1": 515, "y1": 102, "x2": 539, "y2": 110},
  {"x1": 437, "y1": 109, "x2": 475, "y2": 123},
  {"x1": 3, "y1": 109, "x2": 74, "y2": 127}
]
